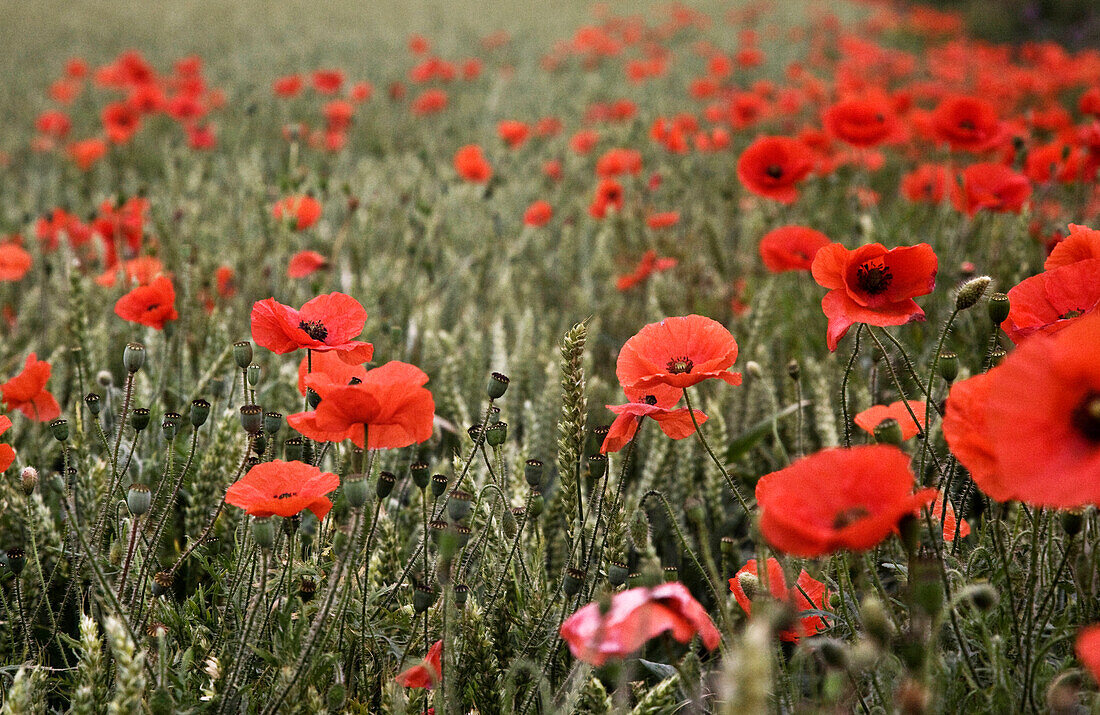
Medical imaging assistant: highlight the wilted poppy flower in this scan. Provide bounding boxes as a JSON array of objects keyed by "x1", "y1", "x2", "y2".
[
  {"x1": 728, "y1": 558, "x2": 830, "y2": 642},
  {"x1": 250, "y1": 293, "x2": 374, "y2": 363},
  {"x1": 288, "y1": 361, "x2": 434, "y2": 449},
  {"x1": 930, "y1": 95, "x2": 1005, "y2": 152},
  {"x1": 454, "y1": 144, "x2": 492, "y2": 183},
  {"x1": 0, "y1": 244, "x2": 31, "y2": 282},
  {"x1": 900, "y1": 164, "x2": 951, "y2": 204},
  {"x1": 1077, "y1": 625, "x2": 1100, "y2": 683},
  {"x1": 943, "y1": 312, "x2": 1100, "y2": 507},
  {"x1": 737, "y1": 135, "x2": 814, "y2": 204},
  {"x1": 854, "y1": 400, "x2": 926, "y2": 441},
  {"x1": 758, "y1": 225, "x2": 831, "y2": 273},
  {"x1": 616, "y1": 315, "x2": 741, "y2": 391},
  {"x1": 395, "y1": 640, "x2": 442, "y2": 689},
  {"x1": 616, "y1": 250, "x2": 677, "y2": 291},
  {"x1": 1045, "y1": 224, "x2": 1100, "y2": 270},
  {"x1": 288, "y1": 250, "x2": 328, "y2": 278},
  {"x1": 272, "y1": 195, "x2": 322, "y2": 230},
  {"x1": 1001, "y1": 259, "x2": 1100, "y2": 343},
  {"x1": 952, "y1": 163, "x2": 1031, "y2": 216},
  {"x1": 114, "y1": 275, "x2": 178, "y2": 330},
  {"x1": 226, "y1": 460, "x2": 339, "y2": 520},
  {"x1": 523, "y1": 200, "x2": 553, "y2": 227},
  {"x1": 1, "y1": 354, "x2": 61, "y2": 422},
  {"x1": 0, "y1": 416, "x2": 14, "y2": 472},
  {"x1": 823, "y1": 93, "x2": 900, "y2": 148},
  {"x1": 601, "y1": 381, "x2": 705, "y2": 453},
  {"x1": 755, "y1": 445, "x2": 936, "y2": 557},
  {"x1": 559, "y1": 582, "x2": 720, "y2": 666}
]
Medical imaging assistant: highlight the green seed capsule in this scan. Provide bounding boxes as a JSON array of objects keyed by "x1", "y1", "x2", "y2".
[
  {"x1": 988, "y1": 292, "x2": 1010, "y2": 325},
  {"x1": 49, "y1": 418, "x2": 69, "y2": 442},
  {"x1": 563, "y1": 567, "x2": 586, "y2": 596},
  {"x1": 524, "y1": 459, "x2": 543, "y2": 488},
  {"x1": 344, "y1": 474, "x2": 369, "y2": 509},
  {"x1": 252, "y1": 516, "x2": 276, "y2": 550},
  {"x1": 938, "y1": 351, "x2": 959, "y2": 383},
  {"x1": 284, "y1": 437, "x2": 303, "y2": 461},
  {"x1": 152, "y1": 571, "x2": 174, "y2": 598},
  {"x1": 608, "y1": 561, "x2": 629, "y2": 587},
  {"x1": 240, "y1": 405, "x2": 263, "y2": 434},
  {"x1": 448, "y1": 490, "x2": 472, "y2": 521},
  {"x1": 6, "y1": 548, "x2": 26, "y2": 576},
  {"x1": 247, "y1": 363, "x2": 261, "y2": 387},
  {"x1": 486, "y1": 421, "x2": 507, "y2": 447},
  {"x1": 410, "y1": 461, "x2": 430, "y2": 490},
  {"x1": 233, "y1": 341, "x2": 253, "y2": 369},
  {"x1": 190, "y1": 399, "x2": 211, "y2": 428},
  {"x1": 487, "y1": 372, "x2": 509, "y2": 400},
  {"x1": 131, "y1": 408, "x2": 151, "y2": 432},
  {"x1": 264, "y1": 411, "x2": 283, "y2": 435},
  {"x1": 413, "y1": 585, "x2": 437, "y2": 613},
  {"x1": 873, "y1": 418, "x2": 904, "y2": 446},
  {"x1": 431, "y1": 473, "x2": 448, "y2": 498},
  {"x1": 376, "y1": 471, "x2": 396, "y2": 500},
  {"x1": 123, "y1": 342, "x2": 146, "y2": 373},
  {"x1": 127, "y1": 483, "x2": 152, "y2": 516},
  {"x1": 587, "y1": 453, "x2": 608, "y2": 480},
  {"x1": 85, "y1": 393, "x2": 102, "y2": 416}
]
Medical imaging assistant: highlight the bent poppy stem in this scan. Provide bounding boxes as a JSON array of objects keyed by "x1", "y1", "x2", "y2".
[
  {"x1": 918, "y1": 308, "x2": 959, "y2": 482},
  {"x1": 683, "y1": 389, "x2": 751, "y2": 517},
  {"x1": 840, "y1": 325, "x2": 864, "y2": 447}
]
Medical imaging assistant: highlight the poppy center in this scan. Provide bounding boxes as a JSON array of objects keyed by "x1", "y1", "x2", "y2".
[
  {"x1": 832, "y1": 505, "x2": 870, "y2": 529},
  {"x1": 275, "y1": 492, "x2": 297, "y2": 499},
  {"x1": 1059, "y1": 308, "x2": 1085, "y2": 320},
  {"x1": 856, "y1": 261, "x2": 893, "y2": 295},
  {"x1": 298, "y1": 320, "x2": 328, "y2": 341},
  {"x1": 666, "y1": 356, "x2": 695, "y2": 374},
  {"x1": 1071, "y1": 392, "x2": 1100, "y2": 442},
  {"x1": 959, "y1": 119, "x2": 975, "y2": 131},
  {"x1": 643, "y1": 394, "x2": 658, "y2": 405},
  {"x1": 765, "y1": 164, "x2": 784, "y2": 179}
]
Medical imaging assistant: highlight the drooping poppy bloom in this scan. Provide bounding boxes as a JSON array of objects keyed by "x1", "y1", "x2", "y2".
[
  {"x1": 288, "y1": 361, "x2": 434, "y2": 449},
  {"x1": 1001, "y1": 258, "x2": 1100, "y2": 344},
  {"x1": 395, "y1": 640, "x2": 442, "y2": 689},
  {"x1": 272, "y1": 195, "x2": 322, "y2": 230},
  {"x1": 1045, "y1": 224, "x2": 1100, "y2": 270},
  {"x1": 930, "y1": 95, "x2": 1005, "y2": 152},
  {"x1": 0, "y1": 416, "x2": 16, "y2": 472},
  {"x1": 114, "y1": 275, "x2": 178, "y2": 330},
  {"x1": 616, "y1": 315, "x2": 741, "y2": 391},
  {"x1": 952, "y1": 163, "x2": 1032, "y2": 216},
  {"x1": 728, "y1": 558, "x2": 830, "y2": 642},
  {"x1": 1, "y1": 354, "x2": 61, "y2": 422},
  {"x1": 755, "y1": 445, "x2": 936, "y2": 557},
  {"x1": 854, "y1": 400, "x2": 927, "y2": 441},
  {"x1": 736, "y1": 135, "x2": 814, "y2": 204},
  {"x1": 758, "y1": 225, "x2": 831, "y2": 273},
  {"x1": 1077, "y1": 625, "x2": 1100, "y2": 683},
  {"x1": 943, "y1": 313, "x2": 1100, "y2": 507},
  {"x1": 559, "y1": 582, "x2": 720, "y2": 666},
  {"x1": 225, "y1": 460, "x2": 339, "y2": 520},
  {"x1": 0, "y1": 244, "x2": 31, "y2": 282},
  {"x1": 250, "y1": 293, "x2": 374, "y2": 363},
  {"x1": 822, "y1": 93, "x2": 900, "y2": 148},
  {"x1": 454, "y1": 144, "x2": 492, "y2": 183},
  {"x1": 523, "y1": 200, "x2": 553, "y2": 227},
  {"x1": 296, "y1": 350, "x2": 367, "y2": 396},
  {"x1": 615, "y1": 250, "x2": 677, "y2": 291},
  {"x1": 287, "y1": 250, "x2": 328, "y2": 278},
  {"x1": 600, "y1": 381, "x2": 705, "y2": 453}
]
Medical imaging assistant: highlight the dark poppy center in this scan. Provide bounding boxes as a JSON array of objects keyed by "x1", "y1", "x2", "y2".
[
  {"x1": 298, "y1": 320, "x2": 328, "y2": 341},
  {"x1": 856, "y1": 261, "x2": 893, "y2": 295},
  {"x1": 959, "y1": 119, "x2": 975, "y2": 131},
  {"x1": 765, "y1": 164, "x2": 784, "y2": 179},
  {"x1": 666, "y1": 356, "x2": 695, "y2": 374},
  {"x1": 1071, "y1": 392, "x2": 1100, "y2": 442},
  {"x1": 1059, "y1": 308, "x2": 1085, "y2": 320},
  {"x1": 275, "y1": 492, "x2": 297, "y2": 499},
  {"x1": 832, "y1": 506, "x2": 870, "y2": 529},
  {"x1": 643, "y1": 394, "x2": 658, "y2": 405},
  {"x1": 348, "y1": 377, "x2": 363, "y2": 385}
]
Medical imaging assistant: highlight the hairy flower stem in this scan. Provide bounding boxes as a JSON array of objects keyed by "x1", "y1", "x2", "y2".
[
  {"x1": 683, "y1": 389, "x2": 751, "y2": 517},
  {"x1": 840, "y1": 324, "x2": 864, "y2": 447},
  {"x1": 217, "y1": 549, "x2": 269, "y2": 714},
  {"x1": 1019, "y1": 509, "x2": 1047, "y2": 712},
  {"x1": 24, "y1": 499, "x2": 68, "y2": 667},
  {"x1": 14, "y1": 578, "x2": 33, "y2": 659},
  {"x1": 111, "y1": 371, "x2": 135, "y2": 476},
  {"x1": 918, "y1": 308, "x2": 959, "y2": 480},
  {"x1": 991, "y1": 516, "x2": 1024, "y2": 659}
]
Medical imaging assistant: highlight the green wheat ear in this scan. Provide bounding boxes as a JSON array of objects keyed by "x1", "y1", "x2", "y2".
[
  {"x1": 548, "y1": 319, "x2": 588, "y2": 571},
  {"x1": 106, "y1": 614, "x2": 146, "y2": 715}
]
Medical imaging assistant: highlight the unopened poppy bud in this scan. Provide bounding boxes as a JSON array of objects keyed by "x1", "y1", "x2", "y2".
[
  {"x1": 989, "y1": 348, "x2": 1006, "y2": 367},
  {"x1": 608, "y1": 560, "x2": 629, "y2": 587},
  {"x1": 448, "y1": 490, "x2": 472, "y2": 521},
  {"x1": 376, "y1": 471, "x2": 396, "y2": 500},
  {"x1": 233, "y1": 341, "x2": 253, "y2": 369},
  {"x1": 264, "y1": 412, "x2": 283, "y2": 435},
  {"x1": 860, "y1": 596, "x2": 893, "y2": 647},
  {"x1": 123, "y1": 342, "x2": 146, "y2": 373},
  {"x1": 816, "y1": 638, "x2": 848, "y2": 669},
  {"x1": 306, "y1": 388, "x2": 321, "y2": 409},
  {"x1": 787, "y1": 360, "x2": 800, "y2": 381},
  {"x1": 684, "y1": 497, "x2": 705, "y2": 526},
  {"x1": 6, "y1": 548, "x2": 26, "y2": 575},
  {"x1": 299, "y1": 577, "x2": 317, "y2": 602},
  {"x1": 20, "y1": 467, "x2": 38, "y2": 496},
  {"x1": 430, "y1": 473, "x2": 448, "y2": 498},
  {"x1": 486, "y1": 421, "x2": 508, "y2": 446},
  {"x1": 247, "y1": 363, "x2": 261, "y2": 387},
  {"x1": 524, "y1": 459, "x2": 543, "y2": 488},
  {"x1": 528, "y1": 487, "x2": 544, "y2": 518},
  {"x1": 85, "y1": 393, "x2": 102, "y2": 416},
  {"x1": 663, "y1": 565, "x2": 678, "y2": 583},
  {"x1": 955, "y1": 276, "x2": 991, "y2": 311},
  {"x1": 564, "y1": 567, "x2": 586, "y2": 596},
  {"x1": 957, "y1": 583, "x2": 998, "y2": 612},
  {"x1": 284, "y1": 437, "x2": 303, "y2": 461},
  {"x1": 898, "y1": 514, "x2": 921, "y2": 554},
  {"x1": 344, "y1": 474, "x2": 369, "y2": 509},
  {"x1": 873, "y1": 418, "x2": 904, "y2": 446},
  {"x1": 738, "y1": 571, "x2": 760, "y2": 600},
  {"x1": 413, "y1": 585, "x2": 438, "y2": 613},
  {"x1": 410, "y1": 461, "x2": 430, "y2": 489},
  {"x1": 49, "y1": 418, "x2": 68, "y2": 442},
  {"x1": 97, "y1": 370, "x2": 114, "y2": 388},
  {"x1": 587, "y1": 453, "x2": 608, "y2": 481},
  {"x1": 152, "y1": 571, "x2": 174, "y2": 598},
  {"x1": 487, "y1": 372, "x2": 509, "y2": 400},
  {"x1": 240, "y1": 405, "x2": 263, "y2": 434},
  {"x1": 127, "y1": 483, "x2": 152, "y2": 516},
  {"x1": 1060, "y1": 508, "x2": 1084, "y2": 536},
  {"x1": 1046, "y1": 672, "x2": 1084, "y2": 714},
  {"x1": 190, "y1": 399, "x2": 211, "y2": 427},
  {"x1": 630, "y1": 511, "x2": 650, "y2": 550},
  {"x1": 938, "y1": 352, "x2": 958, "y2": 383},
  {"x1": 988, "y1": 292, "x2": 1010, "y2": 325},
  {"x1": 745, "y1": 361, "x2": 764, "y2": 380},
  {"x1": 454, "y1": 583, "x2": 469, "y2": 608}
]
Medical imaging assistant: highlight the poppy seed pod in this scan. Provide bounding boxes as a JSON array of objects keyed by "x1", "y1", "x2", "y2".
[
  {"x1": 131, "y1": 408, "x2": 151, "y2": 432},
  {"x1": 264, "y1": 412, "x2": 283, "y2": 435},
  {"x1": 127, "y1": 483, "x2": 152, "y2": 516},
  {"x1": 152, "y1": 570, "x2": 174, "y2": 598},
  {"x1": 860, "y1": 596, "x2": 893, "y2": 648},
  {"x1": 955, "y1": 276, "x2": 991, "y2": 311},
  {"x1": 376, "y1": 471, "x2": 396, "y2": 500},
  {"x1": 608, "y1": 560, "x2": 629, "y2": 587},
  {"x1": 283, "y1": 436, "x2": 303, "y2": 461},
  {"x1": 938, "y1": 351, "x2": 958, "y2": 383},
  {"x1": 486, "y1": 421, "x2": 507, "y2": 447},
  {"x1": 663, "y1": 566, "x2": 678, "y2": 583},
  {"x1": 587, "y1": 453, "x2": 608, "y2": 480},
  {"x1": 448, "y1": 490, "x2": 472, "y2": 521},
  {"x1": 872, "y1": 418, "x2": 904, "y2": 446},
  {"x1": 466, "y1": 424, "x2": 484, "y2": 442},
  {"x1": 123, "y1": 342, "x2": 146, "y2": 373},
  {"x1": 957, "y1": 583, "x2": 998, "y2": 612},
  {"x1": 344, "y1": 474, "x2": 369, "y2": 509},
  {"x1": 528, "y1": 487, "x2": 544, "y2": 518},
  {"x1": 6, "y1": 548, "x2": 26, "y2": 575},
  {"x1": 487, "y1": 372, "x2": 509, "y2": 400},
  {"x1": 240, "y1": 405, "x2": 263, "y2": 434},
  {"x1": 299, "y1": 577, "x2": 316, "y2": 602},
  {"x1": 1061, "y1": 509, "x2": 1084, "y2": 536},
  {"x1": 410, "y1": 461, "x2": 430, "y2": 490},
  {"x1": 989, "y1": 348, "x2": 1007, "y2": 367},
  {"x1": 49, "y1": 418, "x2": 69, "y2": 442},
  {"x1": 84, "y1": 393, "x2": 102, "y2": 416},
  {"x1": 563, "y1": 567, "x2": 586, "y2": 596},
  {"x1": 429, "y1": 519, "x2": 450, "y2": 546},
  {"x1": 233, "y1": 341, "x2": 253, "y2": 369},
  {"x1": 454, "y1": 583, "x2": 469, "y2": 608},
  {"x1": 162, "y1": 419, "x2": 178, "y2": 441},
  {"x1": 413, "y1": 585, "x2": 438, "y2": 613},
  {"x1": 787, "y1": 360, "x2": 800, "y2": 381},
  {"x1": 431, "y1": 473, "x2": 448, "y2": 498},
  {"x1": 190, "y1": 399, "x2": 211, "y2": 428},
  {"x1": 988, "y1": 292, "x2": 1010, "y2": 324},
  {"x1": 306, "y1": 388, "x2": 321, "y2": 409},
  {"x1": 247, "y1": 363, "x2": 261, "y2": 387},
  {"x1": 20, "y1": 467, "x2": 38, "y2": 496},
  {"x1": 524, "y1": 459, "x2": 543, "y2": 488}
]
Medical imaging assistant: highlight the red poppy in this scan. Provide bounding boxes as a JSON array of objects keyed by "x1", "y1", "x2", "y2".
[
  {"x1": 0, "y1": 244, "x2": 31, "y2": 282},
  {"x1": 570, "y1": 129, "x2": 599, "y2": 154},
  {"x1": 952, "y1": 163, "x2": 1032, "y2": 216},
  {"x1": 297, "y1": 351, "x2": 367, "y2": 396},
  {"x1": 453, "y1": 145, "x2": 492, "y2": 183},
  {"x1": 1025, "y1": 142, "x2": 1089, "y2": 184},
  {"x1": 411, "y1": 89, "x2": 448, "y2": 115},
  {"x1": 497, "y1": 120, "x2": 529, "y2": 149},
  {"x1": 930, "y1": 95, "x2": 1006, "y2": 152},
  {"x1": 68, "y1": 138, "x2": 107, "y2": 170},
  {"x1": 616, "y1": 250, "x2": 677, "y2": 291},
  {"x1": 900, "y1": 164, "x2": 951, "y2": 204},
  {"x1": 1045, "y1": 224, "x2": 1100, "y2": 270},
  {"x1": 225, "y1": 460, "x2": 339, "y2": 520},
  {"x1": 102, "y1": 102, "x2": 141, "y2": 144},
  {"x1": 95, "y1": 256, "x2": 165, "y2": 288},
  {"x1": 755, "y1": 445, "x2": 936, "y2": 557},
  {"x1": 1077, "y1": 625, "x2": 1100, "y2": 683},
  {"x1": 1001, "y1": 259, "x2": 1100, "y2": 344},
  {"x1": 758, "y1": 225, "x2": 831, "y2": 273},
  {"x1": 523, "y1": 201, "x2": 553, "y2": 227},
  {"x1": 273, "y1": 74, "x2": 303, "y2": 98},
  {"x1": 600, "y1": 380, "x2": 705, "y2": 453},
  {"x1": 646, "y1": 212, "x2": 680, "y2": 230},
  {"x1": 943, "y1": 313, "x2": 1100, "y2": 507},
  {"x1": 728, "y1": 558, "x2": 830, "y2": 642},
  {"x1": 929, "y1": 490, "x2": 970, "y2": 542},
  {"x1": 395, "y1": 640, "x2": 442, "y2": 689},
  {"x1": 736, "y1": 136, "x2": 814, "y2": 204},
  {"x1": 616, "y1": 315, "x2": 741, "y2": 391},
  {"x1": 0, "y1": 416, "x2": 16, "y2": 472},
  {"x1": 1, "y1": 354, "x2": 61, "y2": 422},
  {"x1": 287, "y1": 250, "x2": 328, "y2": 278},
  {"x1": 588, "y1": 178, "x2": 624, "y2": 219},
  {"x1": 250, "y1": 293, "x2": 374, "y2": 363},
  {"x1": 854, "y1": 400, "x2": 926, "y2": 441},
  {"x1": 822, "y1": 93, "x2": 900, "y2": 148},
  {"x1": 595, "y1": 148, "x2": 643, "y2": 178},
  {"x1": 288, "y1": 361, "x2": 434, "y2": 449},
  {"x1": 114, "y1": 275, "x2": 178, "y2": 330},
  {"x1": 272, "y1": 195, "x2": 322, "y2": 230},
  {"x1": 811, "y1": 242, "x2": 937, "y2": 351},
  {"x1": 215, "y1": 266, "x2": 236, "y2": 299},
  {"x1": 559, "y1": 582, "x2": 720, "y2": 666},
  {"x1": 36, "y1": 110, "x2": 71, "y2": 138},
  {"x1": 312, "y1": 69, "x2": 344, "y2": 94}
]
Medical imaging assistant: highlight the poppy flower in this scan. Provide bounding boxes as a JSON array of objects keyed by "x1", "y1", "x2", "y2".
[
  {"x1": 1077, "y1": 625, "x2": 1100, "y2": 683},
  {"x1": 943, "y1": 313, "x2": 1100, "y2": 507},
  {"x1": 1001, "y1": 259, "x2": 1100, "y2": 344},
  {"x1": 930, "y1": 95, "x2": 1005, "y2": 152},
  {"x1": 114, "y1": 275, "x2": 178, "y2": 330},
  {"x1": 854, "y1": 400, "x2": 926, "y2": 441},
  {"x1": 0, "y1": 416, "x2": 16, "y2": 472},
  {"x1": 102, "y1": 102, "x2": 141, "y2": 144},
  {"x1": 296, "y1": 351, "x2": 367, "y2": 396},
  {"x1": 453, "y1": 144, "x2": 492, "y2": 183},
  {"x1": 1, "y1": 354, "x2": 61, "y2": 422},
  {"x1": 215, "y1": 266, "x2": 236, "y2": 298},
  {"x1": 822, "y1": 93, "x2": 900, "y2": 148},
  {"x1": 758, "y1": 225, "x2": 831, "y2": 273},
  {"x1": 1045, "y1": 224, "x2": 1100, "y2": 270},
  {"x1": 736, "y1": 135, "x2": 814, "y2": 204},
  {"x1": 272, "y1": 195, "x2": 322, "y2": 230},
  {"x1": 600, "y1": 381, "x2": 705, "y2": 453},
  {"x1": 225, "y1": 460, "x2": 339, "y2": 520},
  {"x1": 595, "y1": 148, "x2": 643, "y2": 178},
  {"x1": 312, "y1": 69, "x2": 344, "y2": 94},
  {"x1": 929, "y1": 490, "x2": 970, "y2": 542},
  {"x1": 95, "y1": 256, "x2": 165, "y2": 288},
  {"x1": 395, "y1": 640, "x2": 442, "y2": 689},
  {"x1": 900, "y1": 164, "x2": 951, "y2": 204},
  {"x1": 728, "y1": 558, "x2": 830, "y2": 642},
  {"x1": 523, "y1": 201, "x2": 553, "y2": 227},
  {"x1": 616, "y1": 315, "x2": 741, "y2": 391},
  {"x1": 288, "y1": 250, "x2": 328, "y2": 278},
  {"x1": 755, "y1": 445, "x2": 936, "y2": 557},
  {"x1": 616, "y1": 250, "x2": 677, "y2": 291},
  {"x1": 811, "y1": 242, "x2": 937, "y2": 351},
  {"x1": 497, "y1": 120, "x2": 529, "y2": 149},
  {"x1": 559, "y1": 582, "x2": 720, "y2": 666},
  {"x1": 952, "y1": 163, "x2": 1032, "y2": 216},
  {"x1": 250, "y1": 293, "x2": 374, "y2": 363},
  {"x1": 0, "y1": 244, "x2": 31, "y2": 282},
  {"x1": 288, "y1": 361, "x2": 434, "y2": 449},
  {"x1": 68, "y1": 138, "x2": 107, "y2": 170},
  {"x1": 273, "y1": 74, "x2": 304, "y2": 98},
  {"x1": 646, "y1": 212, "x2": 680, "y2": 230},
  {"x1": 588, "y1": 178, "x2": 623, "y2": 219},
  {"x1": 570, "y1": 129, "x2": 599, "y2": 155},
  {"x1": 411, "y1": 89, "x2": 448, "y2": 115}
]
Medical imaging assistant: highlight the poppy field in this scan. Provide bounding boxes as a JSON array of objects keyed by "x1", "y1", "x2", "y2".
[{"x1": 4, "y1": 0, "x2": 1100, "y2": 712}]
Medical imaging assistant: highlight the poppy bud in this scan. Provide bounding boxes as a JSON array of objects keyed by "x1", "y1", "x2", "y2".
[
  {"x1": 524, "y1": 459, "x2": 543, "y2": 488},
  {"x1": 989, "y1": 348, "x2": 1007, "y2": 367},
  {"x1": 487, "y1": 372, "x2": 509, "y2": 400},
  {"x1": 233, "y1": 341, "x2": 253, "y2": 369},
  {"x1": 955, "y1": 276, "x2": 991, "y2": 311},
  {"x1": 663, "y1": 565, "x2": 678, "y2": 583},
  {"x1": 486, "y1": 421, "x2": 507, "y2": 447},
  {"x1": 448, "y1": 490, "x2": 472, "y2": 521},
  {"x1": 127, "y1": 483, "x2": 152, "y2": 516},
  {"x1": 956, "y1": 583, "x2": 998, "y2": 612},
  {"x1": 816, "y1": 638, "x2": 848, "y2": 669},
  {"x1": 413, "y1": 584, "x2": 437, "y2": 613},
  {"x1": 6, "y1": 548, "x2": 26, "y2": 576},
  {"x1": 746, "y1": 361, "x2": 764, "y2": 380},
  {"x1": 152, "y1": 570, "x2": 174, "y2": 598},
  {"x1": 860, "y1": 596, "x2": 893, "y2": 648},
  {"x1": 564, "y1": 567, "x2": 586, "y2": 596},
  {"x1": 129, "y1": 408, "x2": 150, "y2": 432},
  {"x1": 240, "y1": 405, "x2": 263, "y2": 434},
  {"x1": 630, "y1": 511, "x2": 650, "y2": 551},
  {"x1": 988, "y1": 292, "x2": 1010, "y2": 325},
  {"x1": 608, "y1": 560, "x2": 629, "y2": 587},
  {"x1": 306, "y1": 388, "x2": 321, "y2": 409},
  {"x1": 123, "y1": 342, "x2": 146, "y2": 373},
  {"x1": 264, "y1": 412, "x2": 283, "y2": 435},
  {"x1": 284, "y1": 436, "x2": 303, "y2": 461},
  {"x1": 190, "y1": 399, "x2": 211, "y2": 428},
  {"x1": 85, "y1": 393, "x2": 102, "y2": 416},
  {"x1": 97, "y1": 370, "x2": 114, "y2": 388},
  {"x1": 938, "y1": 352, "x2": 958, "y2": 383},
  {"x1": 299, "y1": 577, "x2": 316, "y2": 602},
  {"x1": 20, "y1": 467, "x2": 38, "y2": 496},
  {"x1": 247, "y1": 364, "x2": 261, "y2": 387},
  {"x1": 587, "y1": 453, "x2": 608, "y2": 481},
  {"x1": 787, "y1": 360, "x2": 800, "y2": 381},
  {"x1": 873, "y1": 418, "x2": 904, "y2": 446},
  {"x1": 684, "y1": 497, "x2": 705, "y2": 526},
  {"x1": 737, "y1": 571, "x2": 760, "y2": 601},
  {"x1": 502, "y1": 507, "x2": 518, "y2": 538},
  {"x1": 410, "y1": 461, "x2": 430, "y2": 489},
  {"x1": 344, "y1": 474, "x2": 369, "y2": 509},
  {"x1": 1060, "y1": 508, "x2": 1084, "y2": 536},
  {"x1": 376, "y1": 471, "x2": 396, "y2": 500},
  {"x1": 454, "y1": 583, "x2": 469, "y2": 608},
  {"x1": 251, "y1": 516, "x2": 276, "y2": 550},
  {"x1": 528, "y1": 487, "x2": 544, "y2": 518},
  {"x1": 896, "y1": 678, "x2": 930, "y2": 714},
  {"x1": 49, "y1": 418, "x2": 68, "y2": 442}
]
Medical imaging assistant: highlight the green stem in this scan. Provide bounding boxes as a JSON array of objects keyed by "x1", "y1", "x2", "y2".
[{"x1": 683, "y1": 389, "x2": 751, "y2": 516}]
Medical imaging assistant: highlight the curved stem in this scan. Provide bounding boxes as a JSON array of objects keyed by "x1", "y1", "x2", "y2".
[
  {"x1": 683, "y1": 389, "x2": 750, "y2": 516},
  {"x1": 841, "y1": 325, "x2": 864, "y2": 447}
]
